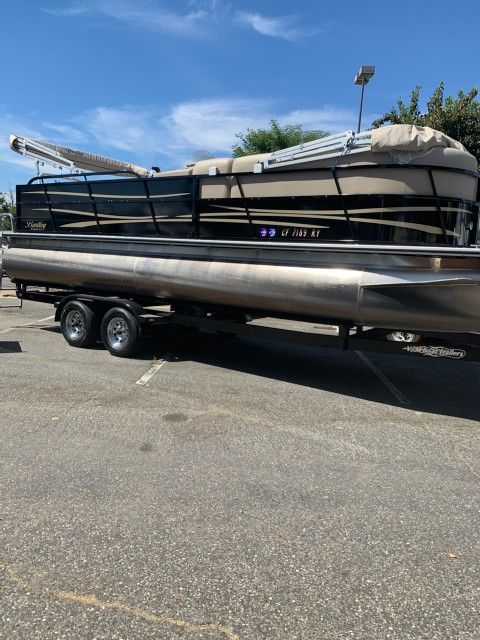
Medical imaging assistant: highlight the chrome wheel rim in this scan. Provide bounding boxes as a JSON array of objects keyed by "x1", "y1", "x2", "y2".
[
  {"x1": 106, "y1": 317, "x2": 129, "y2": 350},
  {"x1": 65, "y1": 310, "x2": 85, "y2": 341},
  {"x1": 388, "y1": 331, "x2": 419, "y2": 343}
]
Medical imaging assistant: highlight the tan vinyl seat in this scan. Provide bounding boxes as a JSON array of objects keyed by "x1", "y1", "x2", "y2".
[
  {"x1": 193, "y1": 157, "x2": 233, "y2": 198},
  {"x1": 336, "y1": 147, "x2": 477, "y2": 199},
  {"x1": 231, "y1": 153, "x2": 270, "y2": 173},
  {"x1": 157, "y1": 167, "x2": 193, "y2": 177},
  {"x1": 161, "y1": 124, "x2": 477, "y2": 202},
  {"x1": 411, "y1": 147, "x2": 478, "y2": 200},
  {"x1": 230, "y1": 146, "x2": 478, "y2": 201},
  {"x1": 230, "y1": 152, "x2": 358, "y2": 198}
]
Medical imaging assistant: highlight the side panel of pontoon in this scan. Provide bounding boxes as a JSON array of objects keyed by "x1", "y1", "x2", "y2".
[{"x1": 12, "y1": 148, "x2": 479, "y2": 246}]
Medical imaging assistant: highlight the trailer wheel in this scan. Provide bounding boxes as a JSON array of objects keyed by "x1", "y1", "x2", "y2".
[
  {"x1": 386, "y1": 331, "x2": 421, "y2": 343},
  {"x1": 60, "y1": 300, "x2": 98, "y2": 348},
  {"x1": 101, "y1": 307, "x2": 142, "y2": 358}
]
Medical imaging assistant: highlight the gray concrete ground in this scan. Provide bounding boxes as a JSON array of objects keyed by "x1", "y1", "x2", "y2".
[{"x1": 1, "y1": 299, "x2": 479, "y2": 639}]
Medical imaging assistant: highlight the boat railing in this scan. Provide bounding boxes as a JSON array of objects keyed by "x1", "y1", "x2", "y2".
[
  {"x1": 27, "y1": 169, "x2": 178, "y2": 235},
  {"x1": 16, "y1": 163, "x2": 480, "y2": 244},
  {"x1": 27, "y1": 169, "x2": 146, "y2": 184}
]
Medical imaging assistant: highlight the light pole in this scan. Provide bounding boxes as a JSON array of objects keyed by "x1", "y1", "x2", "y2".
[{"x1": 354, "y1": 65, "x2": 375, "y2": 133}]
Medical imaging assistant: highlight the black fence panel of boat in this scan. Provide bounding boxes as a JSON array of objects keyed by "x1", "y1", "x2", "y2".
[
  {"x1": 17, "y1": 172, "x2": 196, "y2": 238},
  {"x1": 15, "y1": 164, "x2": 479, "y2": 246}
]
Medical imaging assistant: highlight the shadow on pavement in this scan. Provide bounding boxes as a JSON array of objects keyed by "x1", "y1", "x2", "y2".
[
  {"x1": 0, "y1": 341, "x2": 22, "y2": 353},
  {"x1": 35, "y1": 322, "x2": 480, "y2": 421},
  {"x1": 140, "y1": 327, "x2": 480, "y2": 422}
]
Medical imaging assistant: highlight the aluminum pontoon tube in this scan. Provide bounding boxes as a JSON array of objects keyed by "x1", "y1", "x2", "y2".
[{"x1": 4, "y1": 247, "x2": 480, "y2": 332}]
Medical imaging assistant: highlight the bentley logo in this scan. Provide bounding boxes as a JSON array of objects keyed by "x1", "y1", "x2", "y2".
[
  {"x1": 402, "y1": 345, "x2": 466, "y2": 359},
  {"x1": 25, "y1": 221, "x2": 47, "y2": 231}
]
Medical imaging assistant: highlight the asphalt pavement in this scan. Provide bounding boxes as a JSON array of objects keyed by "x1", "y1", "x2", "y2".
[{"x1": 1, "y1": 300, "x2": 479, "y2": 639}]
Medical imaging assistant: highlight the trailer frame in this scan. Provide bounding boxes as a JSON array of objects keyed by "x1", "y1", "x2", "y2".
[{"x1": 14, "y1": 285, "x2": 480, "y2": 362}]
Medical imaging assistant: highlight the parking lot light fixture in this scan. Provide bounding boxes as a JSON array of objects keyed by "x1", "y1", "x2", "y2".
[{"x1": 354, "y1": 65, "x2": 375, "y2": 133}]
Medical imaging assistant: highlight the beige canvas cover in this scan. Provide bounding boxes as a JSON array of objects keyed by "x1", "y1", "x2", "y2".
[{"x1": 371, "y1": 125, "x2": 467, "y2": 154}]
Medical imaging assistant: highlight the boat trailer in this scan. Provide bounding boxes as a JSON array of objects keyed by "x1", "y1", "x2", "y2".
[{"x1": 14, "y1": 285, "x2": 480, "y2": 362}]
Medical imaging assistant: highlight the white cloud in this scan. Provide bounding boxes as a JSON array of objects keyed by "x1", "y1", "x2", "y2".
[
  {"x1": 43, "y1": 1, "x2": 90, "y2": 17},
  {"x1": 163, "y1": 99, "x2": 358, "y2": 155},
  {"x1": 280, "y1": 108, "x2": 359, "y2": 133},
  {"x1": 44, "y1": 0, "x2": 218, "y2": 37},
  {"x1": 44, "y1": 1, "x2": 327, "y2": 41},
  {"x1": 0, "y1": 98, "x2": 364, "y2": 189},
  {"x1": 0, "y1": 151, "x2": 36, "y2": 172},
  {"x1": 235, "y1": 12, "x2": 300, "y2": 41},
  {"x1": 41, "y1": 122, "x2": 88, "y2": 144},
  {"x1": 99, "y1": 1, "x2": 209, "y2": 38},
  {"x1": 164, "y1": 98, "x2": 270, "y2": 150},
  {"x1": 76, "y1": 106, "x2": 163, "y2": 154},
  {"x1": 72, "y1": 99, "x2": 359, "y2": 168}
]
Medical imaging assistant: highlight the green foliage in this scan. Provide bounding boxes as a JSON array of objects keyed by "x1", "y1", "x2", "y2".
[
  {"x1": 232, "y1": 119, "x2": 328, "y2": 157},
  {"x1": 372, "y1": 83, "x2": 480, "y2": 160},
  {"x1": 0, "y1": 190, "x2": 15, "y2": 230}
]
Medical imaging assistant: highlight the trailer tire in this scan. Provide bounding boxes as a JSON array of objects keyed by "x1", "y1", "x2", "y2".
[
  {"x1": 101, "y1": 307, "x2": 142, "y2": 358},
  {"x1": 60, "y1": 300, "x2": 98, "y2": 348},
  {"x1": 386, "y1": 331, "x2": 421, "y2": 343}
]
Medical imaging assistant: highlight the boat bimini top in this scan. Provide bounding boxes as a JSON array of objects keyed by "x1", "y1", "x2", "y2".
[{"x1": 9, "y1": 134, "x2": 153, "y2": 177}]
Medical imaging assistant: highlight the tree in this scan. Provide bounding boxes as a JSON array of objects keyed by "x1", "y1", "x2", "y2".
[
  {"x1": 232, "y1": 119, "x2": 328, "y2": 157},
  {"x1": 372, "y1": 83, "x2": 480, "y2": 161},
  {"x1": 1, "y1": 190, "x2": 15, "y2": 231}
]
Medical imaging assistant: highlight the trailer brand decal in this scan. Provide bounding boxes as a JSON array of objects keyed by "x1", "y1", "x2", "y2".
[{"x1": 402, "y1": 345, "x2": 466, "y2": 359}]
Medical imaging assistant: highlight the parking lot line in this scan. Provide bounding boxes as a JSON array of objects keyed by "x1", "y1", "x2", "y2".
[
  {"x1": 135, "y1": 356, "x2": 171, "y2": 386},
  {"x1": 0, "y1": 315, "x2": 55, "y2": 335},
  {"x1": 356, "y1": 351, "x2": 410, "y2": 406}
]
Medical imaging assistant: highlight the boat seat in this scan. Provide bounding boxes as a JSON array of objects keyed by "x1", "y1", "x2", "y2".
[
  {"x1": 157, "y1": 167, "x2": 193, "y2": 177},
  {"x1": 336, "y1": 147, "x2": 477, "y2": 200},
  {"x1": 229, "y1": 146, "x2": 478, "y2": 201},
  {"x1": 231, "y1": 153, "x2": 271, "y2": 173},
  {"x1": 193, "y1": 157, "x2": 233, "y2": 198}
]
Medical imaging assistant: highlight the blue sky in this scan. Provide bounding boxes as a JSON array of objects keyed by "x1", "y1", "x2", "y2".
[{"x1": 0, "y1": 0, "x2": 478, "y2": 191}]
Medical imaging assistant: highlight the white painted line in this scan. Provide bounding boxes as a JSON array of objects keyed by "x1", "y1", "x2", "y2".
[
  {"x1": 23, "y1": 314, "x2": 56, "y2": 325},
  {"x1": 135, "y1": 356, "x2": 170, "y2": 386},
  {"x1": 356, "y1": 351, "x2": 410, "y2": 406},
  {"x1": 0, "y1": 315, "x2": 55, "y2": 335}
]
